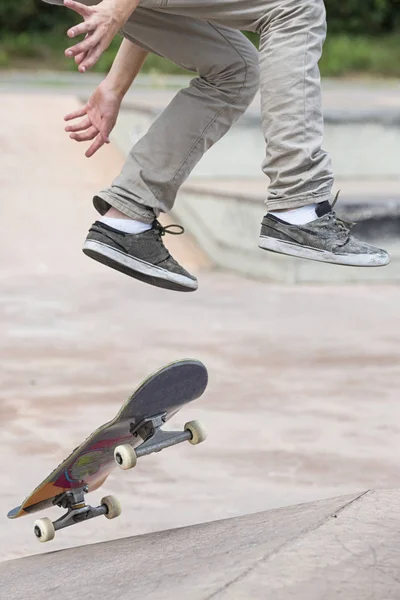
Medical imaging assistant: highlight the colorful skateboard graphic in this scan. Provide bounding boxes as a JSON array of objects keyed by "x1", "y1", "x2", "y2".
[{"x1": 8, "y1": 359, "x2": 208, "y2": 542}]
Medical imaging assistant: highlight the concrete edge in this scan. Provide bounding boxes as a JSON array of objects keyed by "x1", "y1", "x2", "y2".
[
  {"x1": 1, "y1": 490, "x2": 368, "y2": 566},
  {"x1": 117, "y1": 102, "x2": 400, "y2": 127}
]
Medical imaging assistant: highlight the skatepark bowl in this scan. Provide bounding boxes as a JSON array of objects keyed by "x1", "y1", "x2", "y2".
[{"x1": 1, "y1": 73, "x2": 400, "y2": 599}]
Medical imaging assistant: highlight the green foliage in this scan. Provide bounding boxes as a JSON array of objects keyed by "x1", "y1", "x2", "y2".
[
  {"x1": 0, "y1": 0, "x2": 400, "y2": 76},
  {"x1": 1, "y1": 0, "x2": 400, "y2": 35},
  {"x1": 325, "y1": 0, "x2": 400, "y2": 34},
  {"x1": 0, "y1": 0, "x2": 37, "y2": 31},
  {"x1": 320, "y1": 33, "x2": 400, "y2": 77},
  {"x1": 0, "y1": 0, "x2": 76, "y2": 32},
  {"x1": 0, "y1": 49, "x2": 9, "y2": 67}
]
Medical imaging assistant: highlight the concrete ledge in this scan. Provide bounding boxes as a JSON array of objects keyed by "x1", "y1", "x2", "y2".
[
  {"x1": 2, "y1": 71, "x2": 400, "y2": 125},
  {"x1": 174, "y1": 184, "x2": 400, "y2": 283},
  {"x1": 1, "y1": 489, "x2": 399, "y2": 600},
  {"x1": 113, "y1": 105, "x2": 400, "y2": 180}
]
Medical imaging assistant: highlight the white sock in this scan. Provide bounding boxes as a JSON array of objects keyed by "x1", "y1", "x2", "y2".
[
  {"x1": 99, "y1": 216, "x2": 152, "y2": 234},
  {"x1": 269, "y1": 203, "x2": 319, "y2": 225}
]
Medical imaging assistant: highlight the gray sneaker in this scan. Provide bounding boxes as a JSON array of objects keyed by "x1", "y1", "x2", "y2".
[
  {"x1": 259, "y1": 199, "x2": 390, "y2": 267},
  {"x1": 83, "y1": 220, "x2": 198, "y2": 292}
]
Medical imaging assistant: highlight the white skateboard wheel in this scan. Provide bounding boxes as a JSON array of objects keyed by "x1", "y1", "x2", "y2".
[
  {"x1": 101, "y1": 495, "x2": 122, "y2": 519},
  {"x1": 34, "y1": 517, "x2": 55, "y2": 543},
  {"x1": 185, "y1": 420, "x2": 207, "y2": 445},
  {"x1": 114, "y1": 444, "x2": 137, "y2": 470}
]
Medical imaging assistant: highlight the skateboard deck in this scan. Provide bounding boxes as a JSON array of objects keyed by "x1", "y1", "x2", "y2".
[{"x1": 8, "y1": 359, "x2": 208, "y2": 525}]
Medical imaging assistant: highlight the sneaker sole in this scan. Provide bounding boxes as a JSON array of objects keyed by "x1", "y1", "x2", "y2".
[
  {"x1": 83, "y1": 240, "x2": 198, "y2": 292},
  {"x1": 259, "y1": 236, "x2": 390, "y2": 267}
]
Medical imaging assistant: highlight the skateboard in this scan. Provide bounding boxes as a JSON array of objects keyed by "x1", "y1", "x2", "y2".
[{"x1": 7, "y1": 359, "x2": 208, "y2": 543}]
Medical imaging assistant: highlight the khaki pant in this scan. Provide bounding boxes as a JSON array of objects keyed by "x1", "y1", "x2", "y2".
[{"x1": 44, "y1": 0, "x2": 334, "y2": 221}]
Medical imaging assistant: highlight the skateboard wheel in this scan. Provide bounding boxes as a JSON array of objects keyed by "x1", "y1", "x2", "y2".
[
  {"x1": 101, "y1": 495, "x2": 122, "y2": 520},
  {"x1": 185, "y1": 420, "x2": 207, "y2": 445},
  {"x1": 114, "y1": 444, "x2": 137, "y2": 470},
  {"x1": 33, "y1": 517, "x2": 55, "y2": 543}
]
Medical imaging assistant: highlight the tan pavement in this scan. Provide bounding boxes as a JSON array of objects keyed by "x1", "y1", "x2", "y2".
[{"x1": 1, "y1": 92, "x2": 400, "y2": 563}]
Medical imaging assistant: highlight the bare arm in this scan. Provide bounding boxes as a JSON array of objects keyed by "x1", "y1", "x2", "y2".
[
  {"x1": 105, "y1": 37, "x2": 148, "y2": 99},
  {"x1": 64, "y1": 37, "x2": 147, "y2": 157}
]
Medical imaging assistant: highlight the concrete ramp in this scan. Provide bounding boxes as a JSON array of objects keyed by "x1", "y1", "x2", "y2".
[{"x1": 1, "y1": 490, "x2": 399, "y2": 599}]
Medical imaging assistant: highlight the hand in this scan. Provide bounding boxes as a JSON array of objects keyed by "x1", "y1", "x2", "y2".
[
  {"x1": 64, "y1": 81, "x2": 122, "y2": 157},
  {"x1": 64, "y1": 0, "x2": 135, "y2": 72}
]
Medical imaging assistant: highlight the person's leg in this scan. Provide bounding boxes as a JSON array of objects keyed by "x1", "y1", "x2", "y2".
[
  {"x1": 148, "y1": 0, "x2": 389, "y2": 266},
  {"x1": 139, "y1": 0, "x2": 331, "y2": 210},
  {"x1": 254, "y1": 0, "x2": 388, "y2": 265},
  {"x1": 257, "y1": 0, "x2": 332, "y2": 211},
  {"x1": 94, "y1": 8, "x2": 259, "y2": 222},
  {"x1": 84, "y1": 8, "x2": 259, "y2": 290}
]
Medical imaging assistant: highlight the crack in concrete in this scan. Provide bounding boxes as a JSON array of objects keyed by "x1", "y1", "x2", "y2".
[{"x1": 203, "y1": 490, "x2": 370, "y2": 600}]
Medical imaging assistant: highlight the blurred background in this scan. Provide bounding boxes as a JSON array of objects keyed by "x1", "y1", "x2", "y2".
[
  {"x1": 0, "y1": 0, "x2": 400, "y2": 75},
  {"x1": 0, "y1": 0, "x2": 400, "y2": 563}
]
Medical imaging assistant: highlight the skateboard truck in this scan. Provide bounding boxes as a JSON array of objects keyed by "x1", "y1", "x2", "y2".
[
  {"x1": 114, "y1": 413, "x2": 207, "y2": 470},
  {"x1": 34, "y1": 487, "x2": 121, "y2": 543},
  {"x1": 33, "y1": 413, "x2": 206, "y2": 542}
]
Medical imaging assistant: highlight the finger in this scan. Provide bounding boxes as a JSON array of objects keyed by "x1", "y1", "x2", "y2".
[
  {"x1": 65, "y1": 116, "x2": 92, "y2": 133},
  {"x1": 67, "y1": 21, "x2": 95, "y2": 39},
  {"x1": 74, "y1": 34, "x2": 89, "y2": 64},
  {"x1": 64, "y1": 106, "x2": 87, "y2": 121},
  {"x1": 70, "y1": 126, "x2": 98, "y2": 142},
  {"x1": 63, "y1": 0, "x2": 92, "y2": 18},
  {"x1": 66, "y1": 26, "x2": 101, "y2": 58},
  {"x1": 99, "y1": 117, "x2": 115, "y2": 143},
  {"x1": 86, "y1": 133, "x2": 106, "y2": 158},
  {"x1": 75, "y1": 51, "x2": 86, "y2": 65},
  {"x1": 65, "y1": 32, "x2": 100, "y2": 59},
  {"x1": 79, "y1": 40, "x2": 106, "y2": 72}
]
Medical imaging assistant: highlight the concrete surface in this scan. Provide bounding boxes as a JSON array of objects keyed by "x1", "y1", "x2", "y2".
[
  {"x1": 2, "y1": 490, "x2": 400, "y2": 600},
  {"x1": 1, "y1": 89, "x2": 400, "y2": 596}
]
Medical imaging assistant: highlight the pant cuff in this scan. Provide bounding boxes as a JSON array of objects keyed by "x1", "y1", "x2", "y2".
[
  {"x1": 266, "y1": 190, "x2": 333, "y2": 212},
  {"x1": 93, "y1": 192, "x2": 156, "y2": 224}
]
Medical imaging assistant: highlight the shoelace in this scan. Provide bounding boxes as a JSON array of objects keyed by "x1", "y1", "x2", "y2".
[
  {"x1": 328, "y1": 191, "x2": 355, "y2": 239},
  {"x1": 154, "y1": 221, "x2": 185, "y2": 237},
  {"x1": 331, "y1": 190, "x2": 340, "y2": 210},
  {"x1": 152, "y1": 221, "x2": 185, "y2": 262}
]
